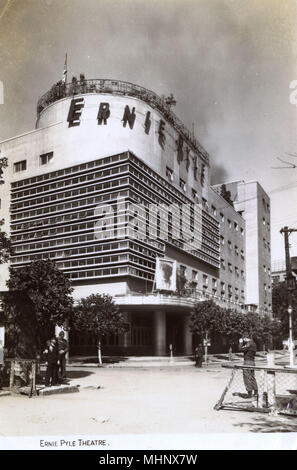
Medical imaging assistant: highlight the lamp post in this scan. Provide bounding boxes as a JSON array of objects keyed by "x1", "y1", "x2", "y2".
[{"x1": 288, "y1": 305, "x2": 294, "y2": 367}]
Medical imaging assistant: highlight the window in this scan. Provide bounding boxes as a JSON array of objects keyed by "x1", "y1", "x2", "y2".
[
  {"x1": 228, "y1": 263, "x2": 232, "y2": 272},
  {"x1": 203, "y1": 274, "x2": 208, "y2": 285},
  {"x1": 220, "y1": 212, "x2": 224, "y2": 222},
  {"x1": 227, "y1": 219, "x2": 231, "y2": 228},
  {"x1": 220, "y1": 235, "x2": 224, "y2": 245},
  {"x1": 228, "y1": 240, "x2": 232, "y2": 249},
  {"x1": 166, "y1": 166, "x2": 173, "y2": 182},
  {"x1": 40, "y1": 151, "x2": 54, "y2": 165},
  {"x1": 14, "y1": 160, "x2": 27, "y2": 172},
  {"x1": 211, "y1": 205, "x2": 217, "y2": 216},
  {"x1": 192, "y1": 270, "x2": 198, "y2": 281},
  {"x1": 234, "y1": 221, "x2": 238, "y2": 231}
]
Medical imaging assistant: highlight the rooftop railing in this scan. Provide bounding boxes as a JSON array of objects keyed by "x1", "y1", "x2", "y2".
[{"x1": 36, "y1": 78, "x2": 209, "y2": 165}]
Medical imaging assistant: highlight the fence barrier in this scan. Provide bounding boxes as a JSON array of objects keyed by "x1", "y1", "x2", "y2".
[
  {"x1": 214, "y1": 364, "x2": 297, "y2": 416},
  {"x1": 3, "y1": 358, "x2": 37, "y2": 397}
]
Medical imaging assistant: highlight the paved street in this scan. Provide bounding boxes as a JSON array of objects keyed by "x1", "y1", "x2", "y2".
[{"x1": 1, "y1": 363, "x2": 297, "y2": 439}]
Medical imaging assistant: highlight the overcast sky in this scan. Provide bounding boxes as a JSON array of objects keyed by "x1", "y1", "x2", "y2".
[{"x1": 0, "y1": 0, "x2": 296, "y2": 264}]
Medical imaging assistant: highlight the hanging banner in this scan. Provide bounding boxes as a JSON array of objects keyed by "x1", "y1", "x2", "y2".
[{"x1": 155, "y1": 258, "x2": 177, "y2": 291}]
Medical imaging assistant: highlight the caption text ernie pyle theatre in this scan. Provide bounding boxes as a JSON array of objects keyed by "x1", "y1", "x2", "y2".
[{"x1": 40, "y1": 438, "x2": 107, "y2": 447}]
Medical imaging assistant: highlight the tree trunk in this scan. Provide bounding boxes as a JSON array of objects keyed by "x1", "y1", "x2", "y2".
[{"x1": 98, "y1": 338, "x2": 102, "y2": 366}]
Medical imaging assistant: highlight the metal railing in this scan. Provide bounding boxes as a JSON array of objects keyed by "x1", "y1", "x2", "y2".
[
  {"x1": 115, "y1": 287, "x2": 247, "y2": 312},
  {"x1": 36, "y1": 78, "x2": 209, "y2": 165}
]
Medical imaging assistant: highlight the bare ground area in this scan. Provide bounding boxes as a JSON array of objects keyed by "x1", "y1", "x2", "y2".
[{"x1": 1, "y1": 366, "x2": 297, "y2": 438}]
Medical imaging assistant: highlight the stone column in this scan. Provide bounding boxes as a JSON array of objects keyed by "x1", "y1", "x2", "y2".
[
  {"x1": 183, "y1": 314, "x2": 193, "y2": 356},
  {"x1": 153, "y1": 310, "x2": 166, "y2": 356},
  {"x1": 118, "y1": 312, "x2": 130, "y2": 349}
]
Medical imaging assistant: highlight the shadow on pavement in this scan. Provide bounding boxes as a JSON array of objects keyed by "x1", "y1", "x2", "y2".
[
  {"x1": 79, "y1": 356, "x2": 129, "y2": 365},
  {"x1": 233, "y1": 415, "x2": 297, "y2": 433},
  {"x1": 66, "y1": 370, "x2": 95, "y2": 379}
]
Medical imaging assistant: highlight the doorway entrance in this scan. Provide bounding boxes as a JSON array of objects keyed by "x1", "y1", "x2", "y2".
[{"x1": 166, "y1": 313, "x2": 184, "y2": 355}]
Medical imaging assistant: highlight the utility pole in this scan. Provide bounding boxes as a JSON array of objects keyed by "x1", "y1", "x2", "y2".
[{"x1": 280, "y1": 226, "x2": 297, "y2": 367}]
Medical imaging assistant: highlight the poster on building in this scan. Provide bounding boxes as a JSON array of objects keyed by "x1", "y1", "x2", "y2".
[{"x1": 155, "y1": 258, "x2": 177, "y2": 292}]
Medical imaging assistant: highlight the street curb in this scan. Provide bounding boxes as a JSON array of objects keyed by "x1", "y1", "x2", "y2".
[{"x1": 39, "y1": 385, "x2": 80, "y2": 396}]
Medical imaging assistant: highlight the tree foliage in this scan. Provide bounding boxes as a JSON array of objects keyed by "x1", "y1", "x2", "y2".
[
  {"x1": 190, "y1": 300, "x2": 280, "y2": 348},
  {"x1": 6, "y1": 259, "x2": 73, "y2": 347},
  {"x1": 0, "y1": 156, "x2": 12, "y2": 263},
  {"x1": 272, "y1": 281, "x2": 297, "y2": 338},
  {"x1": 72, "y1": 293, "x2": 127, "y2": 340},
  {"x1": 1, "y1": 291, "x2": 38, "y2": 358}
]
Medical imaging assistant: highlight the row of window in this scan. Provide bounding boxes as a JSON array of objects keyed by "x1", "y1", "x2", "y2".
[
  {"x1": 11, "y1": 151, "x2": 128, "y2": 188},
  {"x1": 67, "y1": 266, "x2": 155, "y2": 281},
  {"x1": 53, "y1": 253, "x2": 156, "y2": 272},
  {"x1": 11, "y1": 177, "x2": 129, "y2": 211},
  {"x1": 11, "y1": 240, "x2": 160, "y2": 265},
  {"x1": 12, "y1": 164, "x2": 129, "y2": 200},
  {"x1": 11, "y1": 209, "x2": 95, "y2": 232},
  {"x1": 220, "y1": 259, "x2": 245, "y2": 277},
  {"x1": 11, "y1": 190, "x2": 129, "y2": 221}
]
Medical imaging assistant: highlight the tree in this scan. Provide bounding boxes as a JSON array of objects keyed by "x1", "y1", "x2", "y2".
[
  {"x1": 272, "y1": 281, "x2": 297, "y2": 340},
  {"x1": 190, "y1": 300, "x2": 226, "y2": 338},
  {"x1": 72, "y1": 293, "x2": 128, "y2": 365},
  {"x1": 0, "y1": 156, "x2": 12, "y2": 263},
  {"x1": 6, "y1": 259, "x2": 73, "y2": 353},
  {"x1": 220, "y1": 184, "x2": 234, "y2": 207},
  {"x1": 190, "y1": 301, "x2": 281, "y2": 352}
]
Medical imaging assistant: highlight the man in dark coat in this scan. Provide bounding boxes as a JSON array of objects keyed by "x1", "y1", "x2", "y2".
[
  {"x1": 44, "y1": 338, "x2": 59, "y2": 387},
  {"x1": 239, "y1": 331, "x2": 258, "y2": 397},
  {"x1": 57, "y1": 331, "x2": 69, "y2": 382},
  {"x1": 194, "y1": 344, "x2": 204, "y2": 367}
]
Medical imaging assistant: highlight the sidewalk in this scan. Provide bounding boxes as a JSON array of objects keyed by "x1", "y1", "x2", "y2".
[{"x1": 68, "y1": 350, "x2": 287, "y2": 369}]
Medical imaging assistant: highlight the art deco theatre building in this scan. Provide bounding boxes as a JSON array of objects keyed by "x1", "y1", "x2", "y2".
[{"x1": 0, "y1": 77, "x2": 271, "y2": 355}]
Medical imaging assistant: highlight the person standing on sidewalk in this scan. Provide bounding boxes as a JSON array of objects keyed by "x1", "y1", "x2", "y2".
[
  {"x1": 44, "y1": 338, "x2": 59, "y2": 387},
  {"x1": 194, "y1": 344, "x2": 204, "y2": 368},
  {"x1": 239, "y1": 331, "x2": 258, "y2": 398},
  {"x1": 57, "y1": 331, "x2": 69, "y2": 382}
]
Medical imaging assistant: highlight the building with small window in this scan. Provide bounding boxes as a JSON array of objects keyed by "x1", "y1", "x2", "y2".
[
  {"x1": 213, "y1": 180, "x2": 272, "y2": 314},
  {"x1": 0, "y1": 78, "x2": 271, "y2": 355}
]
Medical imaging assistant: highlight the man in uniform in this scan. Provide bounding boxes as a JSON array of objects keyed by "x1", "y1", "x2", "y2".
[
  {"x1": 57, "y1": 330, "x2": 69, "y2": 382},
  {"x1": 239, "y1": 331, "x2": 258, "y2": 398},
  {"x1": 44, "y1": 338, "x2": 59, "y2": 387}
]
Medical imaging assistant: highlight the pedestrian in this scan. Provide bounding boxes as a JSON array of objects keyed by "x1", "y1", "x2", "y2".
[
  {"x1": 239, "y1": 331, "x2": 258, "y2": 398},
  {"x1": 194, "y1": 344, "x2": 204, "y2": 367},
  {"x1": 57, "y1": 330, "x2": 69, "y2": 382},
  {"x1": 43, "y1": 338, "x2": 59, "y2": 387}
]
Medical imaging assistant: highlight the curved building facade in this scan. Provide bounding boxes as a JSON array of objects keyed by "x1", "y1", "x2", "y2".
[{"x1": 0, "y1": 78, "x2": 270, "y2": 356}]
